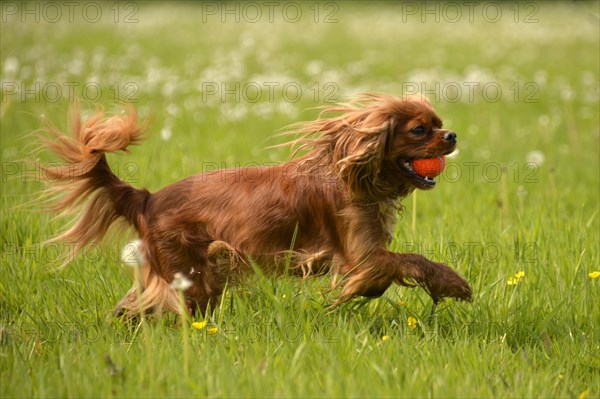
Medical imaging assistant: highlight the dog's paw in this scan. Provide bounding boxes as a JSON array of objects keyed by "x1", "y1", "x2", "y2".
[{"x1": 425, "y1": 262, "x2": 472, "y2": 303}]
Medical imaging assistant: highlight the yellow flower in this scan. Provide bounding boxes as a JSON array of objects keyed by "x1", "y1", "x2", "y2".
[
  {"x1": 382, "y1": 335, "x2": 390, "y2": 341},
  {"x1": 515, "y1": 271, "x2": 525, "y2": 279},
  {"x1": 407, "y1": 316, "x2": 417, "y2": 330},
  {"x1": 192, "y1": 321, "x2": 207, "y2": 330},
  {"x1": 193, "y1": 321, "x2": 218, "y2": 334},
  {"x1": 578, "y1": 388, "x2": 589, "y2": 399},
  {"x1": 507, "y1": 271, "x2": 525, "y2": 285},
  {"x1": 397, "y1": 300, "x2": 406, "y2": 307},
  {"x1": 588, "y1": 271, "x2": 600, "y2": 279}
]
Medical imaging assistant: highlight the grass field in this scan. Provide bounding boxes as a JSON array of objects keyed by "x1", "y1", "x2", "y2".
[{"x1": 1, "y1": 1, "x2": 599, "y2": 398}]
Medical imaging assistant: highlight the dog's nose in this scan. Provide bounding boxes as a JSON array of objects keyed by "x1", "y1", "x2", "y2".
[{"x1": 444, "y1": 131, "x2": 457, "y2": 143}]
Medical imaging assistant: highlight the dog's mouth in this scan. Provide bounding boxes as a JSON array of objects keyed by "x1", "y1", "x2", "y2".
[
  {"x1": 397, "y1": 147, "x2": 455, "y2": 189},
  {"x1": 398, "y1": 159, "x2": 438, "y2": 189}
]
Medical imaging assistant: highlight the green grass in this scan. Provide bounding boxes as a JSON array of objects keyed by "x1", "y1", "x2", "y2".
[{"x1": 1, "y1": 1, "x2": 599, "y2": 398}]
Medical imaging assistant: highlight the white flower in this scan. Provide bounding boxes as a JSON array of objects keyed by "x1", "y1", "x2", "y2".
[
  {"x1": 526, "y1": 150, "x2": 545, "y2": 166},
  {"x1": 121, "y1": 239, "x2": 144, "y2": 267},
  {"x1": 171, "y1": 272, "x2": 193, "y2": 291},
  {"x1": 166, "y1": 103, "x2": 179, "y2": 117},
  {"x1": 305, "y1": 60, "x2": 323, "y2": 75},
  {"x1": 3, "y1": 57, "x2": 19, "y2": 76},
  {"x1": 160, "y1": 126, "x2": 172, "y2": 141},
  {"x1": 538, "y1": 115, "x2": 550, "y2": 127},
  {"x1": 561, "y1": 86, "x2": 575, "y2": 101}
]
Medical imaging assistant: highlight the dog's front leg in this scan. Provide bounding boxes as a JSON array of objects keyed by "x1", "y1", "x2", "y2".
[{"x1": 339, "y1": 249, "x2": 472, "y2": 304}]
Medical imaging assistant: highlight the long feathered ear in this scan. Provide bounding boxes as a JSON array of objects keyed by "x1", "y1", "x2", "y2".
[
  {"x1": 286, "y1": 94, "x2": 399, "y2": 200},
  {"x1": 333, "y1": 115, "x2": 395, "y2": 199}
]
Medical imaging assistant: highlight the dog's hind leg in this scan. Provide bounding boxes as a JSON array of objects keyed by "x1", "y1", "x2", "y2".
[
  {"x1": 112, "y1": 261, "x2": 181, "y2": 318},
  {"x1": 185, "y1": 240, "x2": 247, "y2": 316},
  {"x1": 113, "y1": 237, "x2": 247, "y2": 318}
]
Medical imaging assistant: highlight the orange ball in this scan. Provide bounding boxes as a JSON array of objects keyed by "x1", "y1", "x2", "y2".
[{"x1": 412, "y1": 156, "x2": 446, "y2": 178}]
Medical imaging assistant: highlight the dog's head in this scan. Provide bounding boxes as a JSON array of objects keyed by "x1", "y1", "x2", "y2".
[
  {"x1": 293, "y1": 94, "x2": 457, "y2": 200},
  {"x1": 385, "y1": 96, "x2": 457, "y2": 191}
]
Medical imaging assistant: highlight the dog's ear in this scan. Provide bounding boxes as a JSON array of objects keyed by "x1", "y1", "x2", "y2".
[
  {"x1": 286, "y1": 94, "x2": 403, "y2": 199},
  {"x1": 334, "y1": 114, "x2": 396, "y2": 199}
]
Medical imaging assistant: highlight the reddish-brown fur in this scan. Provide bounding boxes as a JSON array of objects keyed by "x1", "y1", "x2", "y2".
[{"x1": 40, "y1": 94, "x2": 472, "y2": 316}]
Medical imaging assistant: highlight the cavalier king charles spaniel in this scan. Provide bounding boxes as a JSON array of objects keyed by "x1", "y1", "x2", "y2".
[{"x1": 40, "y1": 94, "x2": 472, "y2": 316}]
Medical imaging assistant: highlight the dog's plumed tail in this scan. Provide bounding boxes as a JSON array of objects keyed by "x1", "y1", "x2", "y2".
[{"x1": 40, "y1": 102, "x2": 150, "y2": 260}]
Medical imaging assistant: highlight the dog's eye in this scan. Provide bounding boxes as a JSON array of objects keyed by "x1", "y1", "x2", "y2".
[{"x1": 411, "y1": 125, "x2": 427, "y2": 135}]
